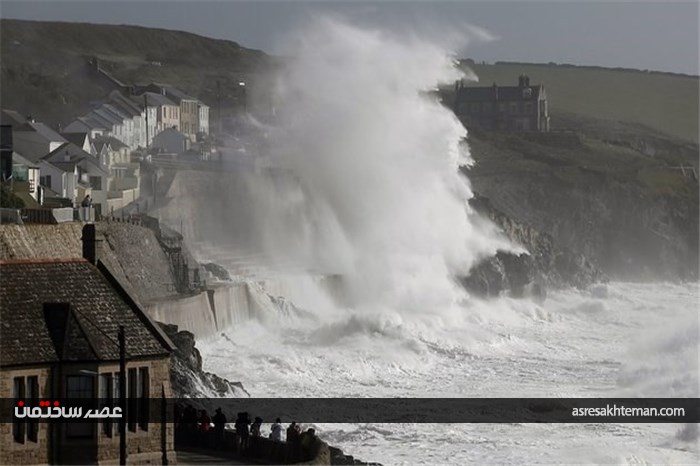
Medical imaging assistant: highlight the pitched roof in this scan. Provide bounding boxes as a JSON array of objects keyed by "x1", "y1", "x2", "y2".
[
  {"x1": 12, "y1": 151, "x2": 38, "y2": 168},
  {"x1": 164, "y1": 86, "x2": 197, "y2": 103},
  {"x1": 43, "y1": 142, "x2": 107, "y2": 174},
  {"x1": 456, "y1": 84, "x2": 543, "y2": 102},
  {"x1": 93, "y1": 135, "x2": 128, "y2": 150},
  {"x1": 0, "y1": 258, "x2": 174, "y2": 367},
  {"x1": 1, "y1": 109, "x2": 27, "y2": 126},
  {"x1": 138, "y1": 92, "x2": 178, "y2": 107},
  {"x1": 61, "y1": 132, "x2": 89, "y2": 148}
]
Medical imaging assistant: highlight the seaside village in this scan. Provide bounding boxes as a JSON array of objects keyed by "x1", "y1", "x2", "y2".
[
  {"x1": 0, "y1": 61, "x2": 550, "y2": 465},
  {"x1": 1, "y1": 79, "x2": 213, "y2": 222}
]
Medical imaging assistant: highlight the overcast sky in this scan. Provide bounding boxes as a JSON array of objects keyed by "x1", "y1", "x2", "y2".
[{"x1": 1, "y1": 1, "x2": 698, "y2": 75}]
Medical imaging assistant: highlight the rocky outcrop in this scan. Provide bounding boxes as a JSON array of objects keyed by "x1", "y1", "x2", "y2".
[
  {"x1": 465, "y1": 124, "x2": 698, "y2": 283},
  {"x1": 462, "y1": 196, "x2": 604, "y2": 298},
  {"x1": 159, "y1": 322, "x2": 249, "y2": 398},
  {"x1": 329, "y1": 446, "x2": 383, "y2": 465}
]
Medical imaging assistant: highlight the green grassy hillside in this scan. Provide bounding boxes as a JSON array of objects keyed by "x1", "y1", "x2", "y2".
[
  {"x1": 460, "y1": 61, "x2": 699, "y2": 143},
  {"x1": 0, "y1": 19, "x2": 270, "y2": 127}
]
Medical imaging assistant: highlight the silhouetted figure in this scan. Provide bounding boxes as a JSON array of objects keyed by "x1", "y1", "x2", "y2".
[
  {"x1": 250, "y1": 416, "x2": 263, "y2": 457},
  {"x1": 235, "y1": 412, "x2": 251, "y2": 454},
  {"x1": 198, "y1": 409, "x2": 212, "y2": 448},
  {"x1": 286, "y1": 422, "x2": 302, "y2": 462},
  {"x1": 212, "y1": 408, "x2": 227, "y2": 445},
  {"x1": 183, "y1": 404, "x2": 198, "y2": 434},
  {"x1": 300, "y1": 428, "x2": 318, "y2": 461},
  {"x1": 81, "y1": 195, "x2": 92, "y2": 221},
  {"x1": 251, "y1": 416, "x2": 262, "y2": 437},
  {"x1": 270, "y1": 417, "x2": 283, "y2": 442}
]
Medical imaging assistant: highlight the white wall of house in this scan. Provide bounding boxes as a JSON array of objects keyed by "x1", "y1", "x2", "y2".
[
  {"x1": 145, "y1": 107, "x2": 158, "y2": 146},
  {"x1": 152, "y1": 128, "x2": 189, "y2": 154},
  {"x1": 198, "y1": 104, "x2": 209, "y2": 135},
  {"x1": 40, "y1": 162, "x2": 77, "y2": 203}
]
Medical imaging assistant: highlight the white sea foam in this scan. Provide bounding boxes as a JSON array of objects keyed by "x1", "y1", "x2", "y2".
[{"x1": 190, "y1": 17, "x2": 700, "y2": 466}]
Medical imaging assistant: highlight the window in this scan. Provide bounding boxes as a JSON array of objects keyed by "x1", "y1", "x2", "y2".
[
  {"x1": 138, "y1": 368, "x2": 149, "y2": 431},
  {"x1": 27, "y1": 376, "x2": 38, "y2": 442},
  {"x1": 13, "y1": 377, "x2": 25, "y2": 444},
  {"x1": 40, "y1": 175, "x2": 51, "y2": 188},
  {"x1": 99, "y1": 374, "x2": 113, "y2": 437},
  {"x1": 65, "y1": 375, "x2": 94, "y2": 438},
  {"x1": 89, "y1": 176, "x2": 102, "y2": 190},
  {"x1": 128, "y1": 368, "x2": 137, "y2": 432}
]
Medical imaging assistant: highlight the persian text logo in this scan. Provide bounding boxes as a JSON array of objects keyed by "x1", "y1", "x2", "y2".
[{"x1": 14, "y1": 400, "x2": 122, "y2": 419}]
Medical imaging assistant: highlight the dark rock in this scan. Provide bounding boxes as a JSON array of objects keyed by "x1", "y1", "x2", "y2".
[
  {"x1": 203, "y1": 262, "x2": 232, "y2": 281},
  {"x1": 462, "y1": 195, "x2": 605, "y2": 298},
  {"x1": 158, "y1": 322, "x2": 249, "y2": 398}
]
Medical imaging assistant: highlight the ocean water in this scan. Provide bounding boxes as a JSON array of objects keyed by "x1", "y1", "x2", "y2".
[
  {"x1": 182, "y1": 17, "x2": 699, "y2": 465},
  {"x1": 198, "y1": 280, "x2": 699, "y2": 465}
]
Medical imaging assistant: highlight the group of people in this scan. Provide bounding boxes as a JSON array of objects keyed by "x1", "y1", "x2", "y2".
[{"x1": 175, "y1": 405, "x2": 320, "y2": 462}]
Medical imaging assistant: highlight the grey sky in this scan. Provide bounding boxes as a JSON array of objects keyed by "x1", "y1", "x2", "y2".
[{"x1": 1, "y1": 1, "x2": 698, "y2": 75}]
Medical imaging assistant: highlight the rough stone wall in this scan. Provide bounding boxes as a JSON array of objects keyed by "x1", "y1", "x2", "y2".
[
  {"x1": 0, "y1": 222, "x2": 178, "y2": 305},
  {"x1": 0, "y1": 367, "x2": 52, "y2": 466},
  {"x1": 95, "y1": 357, "x2": 176, "y2": 465}
]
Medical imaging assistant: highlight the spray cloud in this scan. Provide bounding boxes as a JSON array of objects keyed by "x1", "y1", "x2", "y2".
[{"x1": 256, "y1": 17, "x2": 511, "y2": 317}]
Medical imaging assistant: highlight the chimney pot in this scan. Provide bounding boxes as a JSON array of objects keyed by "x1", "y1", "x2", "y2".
[{"x1": 81, "y1": 223, "x2": 102, "y2": 264}]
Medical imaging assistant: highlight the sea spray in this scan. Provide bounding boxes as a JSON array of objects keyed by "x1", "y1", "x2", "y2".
[{"x1": 258, "y1": 17, "x2": 512, "y2": 318}]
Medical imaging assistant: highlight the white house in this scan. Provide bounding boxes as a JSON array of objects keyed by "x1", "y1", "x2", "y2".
[
  {"x1": 11, "y1": 152, "x2": 42, "y2": 206},
  {"x1": 42, "y1": 142, "x2": 108, "y2": 214},
  {"x1": 198, "y1": 102, "x2": 210, "y2": 136},
  {"x1": 152, "y1": 127, "x2": 190, "y2": 154},
  {"x1": 11, "y1": 119, "x2": 67, "y2": 163}
]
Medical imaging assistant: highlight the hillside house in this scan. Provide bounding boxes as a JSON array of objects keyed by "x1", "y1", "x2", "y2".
[
  {"x1": 42, "y1": 142, "x2": 108, "y2": 215},
  {"x1": 0, "y1": 226, "x2": 176, "y2": 465},
  {"x1": 92, "y1": 135, "x2": 141, "y2": 213},
  {"x1": 198, "y1": 102, "x2": 210, "y2": 137},
  {"x1": 10, "y1": 152, "x2": 42, "y2": 206},
  {"x1": 5, "y1": 116, "x2": 68, "y2": 163},
  {"x1": 62, "y1": 116, "x2": 109, "y2": 140},
  {"x1": 152, "y1": 127, "x2": 190, "y2": 155},
  {"x1": 61, "y1": 132, "x2": 93, "y2": 154},
  {"x1": 145, "y1": 84, "x2": 202, "y2": 142},
  {"x1": 454, "y1": 75, "x2": 550, "y2": 132},
  {"x1": 138, "y1": 92, "x2": 180, "y2": 136}
]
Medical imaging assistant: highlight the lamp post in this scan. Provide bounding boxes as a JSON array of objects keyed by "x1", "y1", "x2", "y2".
[
  {"x1": 118, "y1": 325, "x2": 127, "y2": 466},
  {"x1": 238, "y1": 82, "x2": 247, "y2": 113}
]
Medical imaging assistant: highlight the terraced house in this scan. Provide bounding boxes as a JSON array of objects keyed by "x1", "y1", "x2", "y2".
[{"x1": 0, "y1": 225, "x2": 176, "y2": 465}]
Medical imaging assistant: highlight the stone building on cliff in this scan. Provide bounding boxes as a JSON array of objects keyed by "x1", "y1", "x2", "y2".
[
  {"x1": 454, "y1": 75, "x2": 550, "y2": 132},
  {"x1": 0, "y1": 225, "x2": 176, "y2": 465}
]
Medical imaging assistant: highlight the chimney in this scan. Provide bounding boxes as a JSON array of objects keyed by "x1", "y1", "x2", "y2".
[{"x1": 81, "y1": 223, "x2": 103, "y2": 264}]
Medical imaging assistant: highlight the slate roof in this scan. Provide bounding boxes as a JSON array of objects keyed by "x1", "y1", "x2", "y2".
[
  {"x1": 12, "y1": 151, "x2": 38, "y2": 168},
  {"x1": 44, "y1": 142, "x2": 108, "y2": 174},
  {"x1": 456, "y1": 84, "x2": 543, "y2": 102},
  {"x1": 0, "y1": 258, "x2": 174, "y2": 367},
  {"x1": 164, "y1": 86, "x2": 197, "y2": 103},
  {"x1": 1, "y1": 109, "x2": 27, "y2": 126},
  {"x1": 61, "y1": 132, "x2": 90, "y2": 148},
  {"x1": 138, "y1": 92, "x2": 178, "y2": 108},
  {"x1": 92, "y1": 135, "x2": 128, "y2": 151}
]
